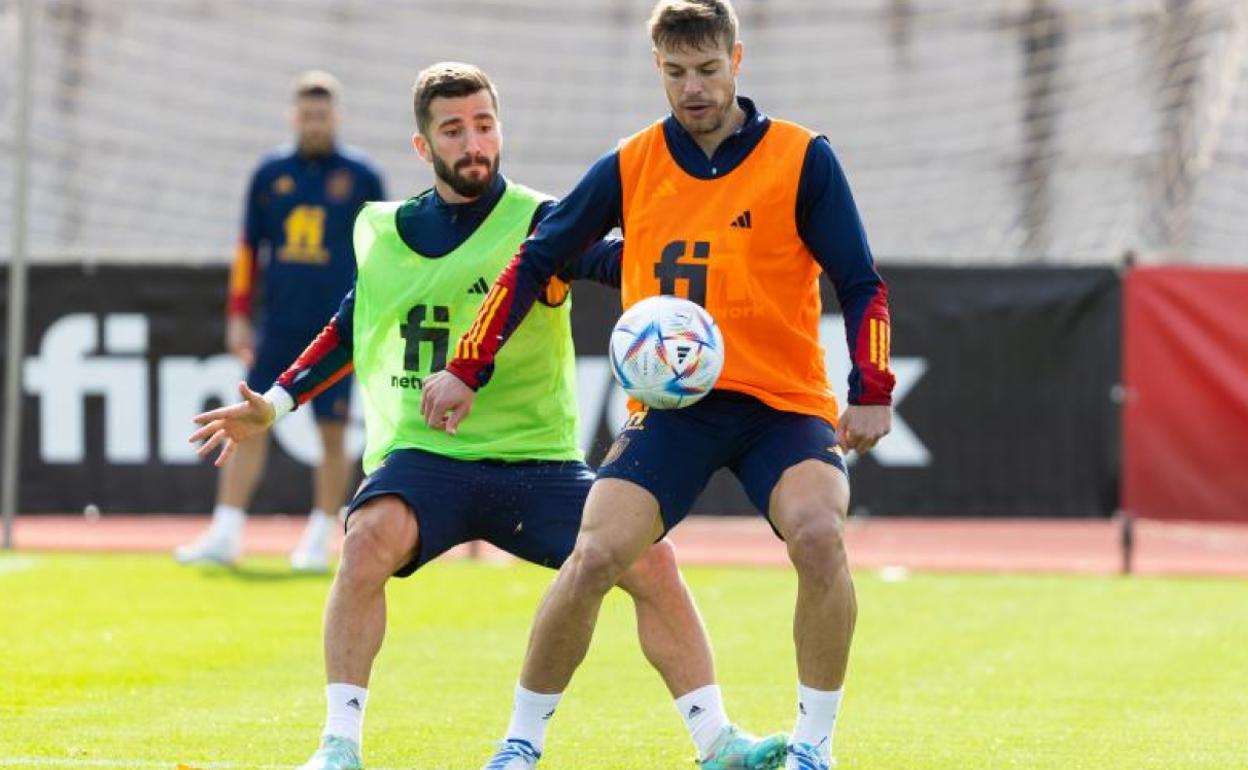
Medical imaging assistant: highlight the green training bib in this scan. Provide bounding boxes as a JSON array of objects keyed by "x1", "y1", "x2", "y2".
[{"x1": 351, "y1": 182, "x2": 580, "y2": 473}]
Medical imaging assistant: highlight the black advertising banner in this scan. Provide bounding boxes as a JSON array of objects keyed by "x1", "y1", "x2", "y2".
[
  {"x1": 572, "y1": 268, "x2": 1122, "y2": 519},
  {"x1": 0, "y1": 265, "x2": 325, "y2": 514},
  {"x1": 840, "y1": 267, "x2": 1121, "y2": 518},
  {"x1": 1, "y1": 265, "x2": 1120, "y2": 517}
]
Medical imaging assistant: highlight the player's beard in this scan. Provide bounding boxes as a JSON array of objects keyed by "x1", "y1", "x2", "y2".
[{"x1": 433, "y1": 150, "x2": 499, "y2": 199}]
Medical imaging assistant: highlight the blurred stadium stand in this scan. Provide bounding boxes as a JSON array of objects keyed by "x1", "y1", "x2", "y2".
[{"x1": 2, "y1": 0, "x2": 1247, "y2": 266}]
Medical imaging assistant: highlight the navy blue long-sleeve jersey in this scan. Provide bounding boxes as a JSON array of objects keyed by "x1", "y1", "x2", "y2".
[{"x1": 228, "y1": 143, "x2": 386, "y2": 335}]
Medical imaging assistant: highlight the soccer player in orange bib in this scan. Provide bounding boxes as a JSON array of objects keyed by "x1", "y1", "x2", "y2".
[{"x1": 422, "y1": 3, "x2": 895, "y2": 768}]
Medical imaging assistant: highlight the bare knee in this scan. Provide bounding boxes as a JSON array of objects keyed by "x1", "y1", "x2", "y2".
[
  {"x1": 338, "y1": 497, "x2": 416, "y2": 588},
  {"x1": 618, "y1": 538, "x2": 681, "y2": 600},
  {"x1": 565, "y1": 537, "x2": 636, "y2": 598},
  {"x1": 783, "y1": 503, "x2": 849, "y2": 582}
]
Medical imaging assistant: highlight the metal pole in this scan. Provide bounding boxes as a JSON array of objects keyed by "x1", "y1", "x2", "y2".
[
  {"x1": 3, "y1": 0, "x2": 36, "y2": 548},
  {"x1": 1120, "y1": 512, "x2": 1135, "y2": 576}
]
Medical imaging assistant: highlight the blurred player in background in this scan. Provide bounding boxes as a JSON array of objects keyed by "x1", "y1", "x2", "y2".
[
  {"x1": 176, "y1": 70, "x2": 386, "y2": 572},
  {"x1": 421, "y1": 2, "x2": 895, "y2": 768},
  {"x1": 190, "y1": 62, "x2": 785, "y2": 770}
]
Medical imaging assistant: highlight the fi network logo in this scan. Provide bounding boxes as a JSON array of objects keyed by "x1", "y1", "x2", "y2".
[{"x1": 23, "y1": 313, "x2": 364, "y2": 465}]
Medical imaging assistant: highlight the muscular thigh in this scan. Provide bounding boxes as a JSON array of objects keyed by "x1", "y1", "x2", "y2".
[
  {"x1": 767, "y1": 458, "x2": 851, "y2": 543},
  {"x1": 344, "y1": 494, "x2": 419, "y2": 574},
  {"x1": 345, "y1": 449, "x2": 478, "y2": 577},
  {"x1": 594, "y1": 393, "x2": 748, "y2": 533},
  {"x1": 730, "y1": 408, "x2": 848, "y2": 536},
  {"x1": 475, "y1": 462, "x2": 664, "y2": 575}
]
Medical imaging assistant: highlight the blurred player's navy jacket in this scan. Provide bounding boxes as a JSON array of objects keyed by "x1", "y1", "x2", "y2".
[{"x1": 228, "y1": 144, "x2": 386, "y2": 334}]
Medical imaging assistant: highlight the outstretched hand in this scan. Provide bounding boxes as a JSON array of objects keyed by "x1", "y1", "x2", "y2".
[
  {"x1": 189, "y1": 381, "x2": 276, "y2": 467},
  {"x1": 835, "y1": 404, "x2": 891, "y2": 455},
  {"x1": 420, "y1": 370, "x2": 475, "y2": 435}
]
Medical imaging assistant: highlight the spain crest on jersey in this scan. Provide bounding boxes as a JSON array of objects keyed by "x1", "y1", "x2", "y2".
[{"x1": 327, "y1": 169, "x2": 354, "y2": 202}]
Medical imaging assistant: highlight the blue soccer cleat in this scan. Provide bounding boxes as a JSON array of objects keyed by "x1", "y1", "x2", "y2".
[
  {"x1": 785, "y1": 738, "x2": 836, "y2": 770},
  {"x1": 296, "y1": 735, "x2": 363, "y2": 770},
  {"x1": 698, "y1": 725, "x2": 789, "y2": 770},
  {"x1": 481, "y1": 738, "x2": 541, "y2": 770}
]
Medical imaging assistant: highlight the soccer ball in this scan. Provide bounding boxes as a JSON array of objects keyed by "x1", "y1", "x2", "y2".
[{"x1": 608, "y1": 295, "x2": 725, "y2": 409}]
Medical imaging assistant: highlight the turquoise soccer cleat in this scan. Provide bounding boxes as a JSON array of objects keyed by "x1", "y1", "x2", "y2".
[
  {"x1": 296, "y1": 735, "x2": 363, "y2": 770},
  {"x1": 698, "y1": 725, "x2": 789, "y2": 770},
  {"x1": 481, "y1": 738, "x2": 542, "y2": 770},
  {"x1": 785, "y1": 738, "x2": 836, "y2": 770}
]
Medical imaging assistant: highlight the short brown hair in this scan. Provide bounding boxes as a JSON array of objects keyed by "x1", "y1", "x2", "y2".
[
  {"x1": 648, "y1": 0, "x2": 738, "y2": 53},
  {"x1": 292, "y1": 70, "x2": 340, "y2": 102},
  {"x1": 412, "y1": 62, "x2": 500, "y2": 134}
]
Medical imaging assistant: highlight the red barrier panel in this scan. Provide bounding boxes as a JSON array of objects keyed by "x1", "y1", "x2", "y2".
[{"x1": 1123, "y1": 267, "x2": 1248, "y2": 522}]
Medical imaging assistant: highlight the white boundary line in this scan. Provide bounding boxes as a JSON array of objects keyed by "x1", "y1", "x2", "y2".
[
  {"x1": 0, "y1": 555, "x2": 39, "y2": 574},
  {"x1": 0, "y1": 760, "x2": 411, "y2": 770}
]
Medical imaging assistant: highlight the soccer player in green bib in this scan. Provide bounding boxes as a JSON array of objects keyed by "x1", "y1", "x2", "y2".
[{"x1": 190, "y1": 63, "x2": 786, "y2": 770}]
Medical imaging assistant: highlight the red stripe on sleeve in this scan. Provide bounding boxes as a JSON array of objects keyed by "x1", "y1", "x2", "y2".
[
  {"x1": 295, "y1": 362, "x2": 355, "y2": 405},
  {"x1": 226, "y1": 240, "x2": 257, "y2": 317},
  {"x1": 446, "y1": 251, "x2": 526, "y2": 388},
  {"x1": 851, "y1": 285, "x2": 896, "y2": 406},
  {"x1": 276, "y1": 320, "x2": 353, "y2": 405}
]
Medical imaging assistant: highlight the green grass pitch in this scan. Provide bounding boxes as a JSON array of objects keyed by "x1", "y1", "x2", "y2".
[{"x1": 2, "y1": 552, "x2": 1245, "y2": 769}]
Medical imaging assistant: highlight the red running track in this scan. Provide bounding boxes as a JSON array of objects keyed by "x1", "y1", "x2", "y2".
[{"x1": 7, "y1": 514, "x2": 1246, "y2": 577}]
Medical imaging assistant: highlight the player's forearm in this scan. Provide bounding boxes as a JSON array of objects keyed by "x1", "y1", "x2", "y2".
[
  {"x1": 225, "y1": 297, "x2": 252, "y2": 319},
  {"x1": 449, "y1": 152, "x2": 624, "y2": 389},
  {"x1": 274, "y1": 313, "x2": 355, "y2": 409},
  {"x1": 813, "y1": 251, "x2": 895, "y2": 404},
  {"x1": 842, "y1": 280, "x2": 895, "y2": 406},
  {"x1": 226, "y1": 240, "x2": 258, "y2": 317},
  {"x1": 447, "y1": 250, "x2": 543, "y2": 389}
]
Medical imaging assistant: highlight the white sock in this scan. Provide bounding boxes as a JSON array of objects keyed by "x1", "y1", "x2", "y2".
[
  {"x1": 792, "y1": 684, "x2": 843, "y2": 758},
  {"x1": 210, "y1": 504, "x2": 245, "y2": 535},
  {"x1": 303, "y1": 509, "x2": 331, "y2": 539},
  {"x1": 323, "y1": 683, "x2": 368, "y2": 749},
  {"x1": 505, "y1": 684, "x2": 562, "y2": 753},
  {"x1": 675, "y1": 684, "x2": 730, "y2": 759}
]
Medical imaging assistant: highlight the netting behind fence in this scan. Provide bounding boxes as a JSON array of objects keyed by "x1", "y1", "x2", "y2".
[{"x1": 2, "y1": 0, "x2": 1246, "y2": 265}]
